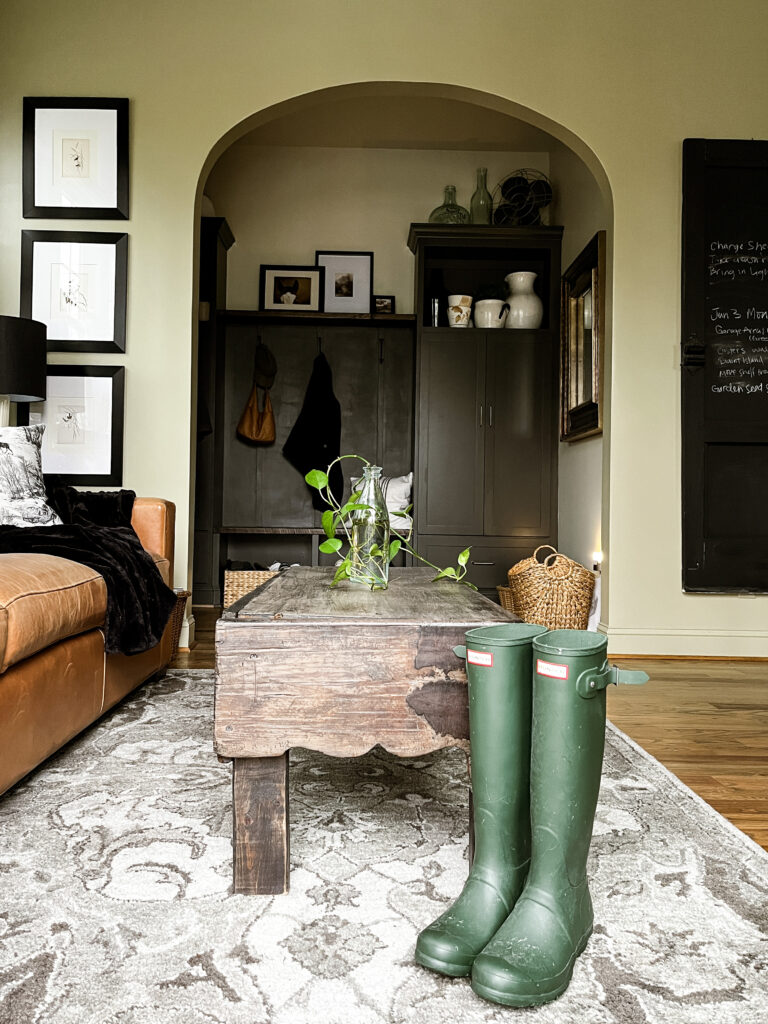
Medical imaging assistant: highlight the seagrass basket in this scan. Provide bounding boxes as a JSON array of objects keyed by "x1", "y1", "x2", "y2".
[
  {"x1": 222, "y1": 569, "x2": 278, "y2": 608},
  {"x1": 169, "y1": 590, "x2": 192, "y2": 655},
  {"x1": 506, "y1": 545, "x2": 595, "y2": 630},
  {"x1": 496, "y1": 585, "x2": 516, "y2": 612}
]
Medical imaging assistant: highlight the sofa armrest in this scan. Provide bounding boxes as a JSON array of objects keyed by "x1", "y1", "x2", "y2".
[{"x1": 131, "y1": 498, "x2": 176, "y2": 583}]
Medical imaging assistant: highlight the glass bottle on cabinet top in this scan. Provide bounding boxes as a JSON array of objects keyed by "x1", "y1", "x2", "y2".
[
  {"x1": 429, "y1": 185, "x2": 470, "y2": 224},
  {"x1": 470, "y1": 167, "x2": 493, "y2": 224}
]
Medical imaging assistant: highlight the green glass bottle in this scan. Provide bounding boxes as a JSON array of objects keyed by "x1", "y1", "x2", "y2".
[
  {"x1": 429, "y1": 185, "x2": 470, "y2": 224},
  {"x1": 470, "y1": 167, "x2": 493, "y2": 225}
]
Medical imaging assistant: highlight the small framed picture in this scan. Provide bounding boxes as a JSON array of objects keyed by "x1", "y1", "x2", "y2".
[
  {"x1": 23, "y1": 97, "x2": 129, "y2": 219},
  {"x1": 21, "y1": 231, "x2": 128, "y2": 353},
  {"x1": 315, "y1": 251, "x2": 373, "y2": 314},
  {"x1": 374, "y1": 295, "x2": 396, "y2": 315},
  {"x1": 259, "y1": 265, "x2": 325, "y2": 312},
  {"x1": 30, "y1": 365, "x2": 125, "y2": 485}
]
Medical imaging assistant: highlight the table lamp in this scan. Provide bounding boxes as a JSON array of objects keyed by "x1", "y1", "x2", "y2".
[{"x1": 0, "y1": 315, "x2": 47, "y2": 427}]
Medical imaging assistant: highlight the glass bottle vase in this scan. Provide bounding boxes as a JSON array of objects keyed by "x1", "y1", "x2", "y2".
[
  {"x1": 349, "y1": 464, "x2": 390, "y2": 589},
  {"x1": 428, "y1": 185, "x2": 470, "y2": 224},
  {"x1": 470, "y1": 167, "x2": 493, "y2": 224}
]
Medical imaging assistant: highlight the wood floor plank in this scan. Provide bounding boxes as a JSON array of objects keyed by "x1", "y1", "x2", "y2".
[{"x1": 171, "y1": 613, "x2": 768, "y2": 852}]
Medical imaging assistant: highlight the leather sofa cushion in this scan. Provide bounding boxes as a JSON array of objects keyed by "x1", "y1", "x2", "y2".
[
  {"x1": 152, "y1": 553, "x2": 171, "y2": 587},
  {"x1": 0, "y1": 553, "x2": 107, "y2": 673}
]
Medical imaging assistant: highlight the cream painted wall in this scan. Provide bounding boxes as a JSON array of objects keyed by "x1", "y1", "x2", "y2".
[
  {"x1": 206, "y1": 146, "x2": 549, "y2": 312},
  {"x1": 3, "y1": 0, "x2": 768, "y2": 654},
  {"x1": 550, "y1": 141, "x2": 610, "y2": 572}
]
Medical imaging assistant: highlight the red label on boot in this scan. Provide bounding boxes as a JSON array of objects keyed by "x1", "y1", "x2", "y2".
[
  {"x1": 467, "y1": 649, "x2": 494, "y2": 667},
  {"x1": 537, "y1": 659, "x2": 569, "y2": 679}
]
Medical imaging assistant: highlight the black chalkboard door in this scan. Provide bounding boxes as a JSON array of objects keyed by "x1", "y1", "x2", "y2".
[{"x1": 682, "y1": 139, "x2": 768, "y2": 591}]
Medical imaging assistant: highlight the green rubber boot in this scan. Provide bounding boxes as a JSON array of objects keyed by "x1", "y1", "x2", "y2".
[
  {"x1": 471, "y1": 629, "x2": 648, "y2": 1006},
  {"x1": 414, "y1": 622, "x2": 548, "y2": 978}
]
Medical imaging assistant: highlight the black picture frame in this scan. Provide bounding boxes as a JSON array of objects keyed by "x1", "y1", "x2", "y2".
[
  {"x1": 560, "y1": 231, "x2": 605, "y2": 441},
  {"x1": 23, "y1": 97, "x2": 129, "y2": 219},
  {"x1": 20, "y1": 230, "x2": 128, "y2": 353},
  {"x1": 374, "y1": 295, "x2": 396, "y2": 314},
  {"x1": 31, "y1": 365, "x2": 125, "y2": 486},
  {"x1": 259, "y1": 265, "x2": 325, "y2": 312},
  {"x1": 315, "y1": 250, "x2": 374, "y2": 314}
]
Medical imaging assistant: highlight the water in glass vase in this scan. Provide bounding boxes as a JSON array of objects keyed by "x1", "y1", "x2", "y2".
[{"x1": 349, "y1": 465, "x2": 390, "y2": 589}]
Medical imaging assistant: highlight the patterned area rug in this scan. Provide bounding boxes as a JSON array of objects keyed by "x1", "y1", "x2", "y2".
[{"x1": 1, "y1": 670, "x2": 767, "y2": 1023}]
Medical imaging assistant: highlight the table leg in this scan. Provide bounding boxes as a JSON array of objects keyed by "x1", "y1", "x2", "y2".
[{"x1": 232, "y1": 753, "x2": 290, "y2": 895}]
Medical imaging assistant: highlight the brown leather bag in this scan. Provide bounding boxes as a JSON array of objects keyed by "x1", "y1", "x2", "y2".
[{"x1": 236, "y1": 385, "x2": 276, "y2": 444}]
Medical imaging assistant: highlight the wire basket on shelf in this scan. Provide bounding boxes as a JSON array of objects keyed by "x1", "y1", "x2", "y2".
[
  {"x1": 222, "y1": 570, "x2": 278, "y2": 609},
  {"x1": 506, "y1": 545, "x2": 595, "y2": 630}
]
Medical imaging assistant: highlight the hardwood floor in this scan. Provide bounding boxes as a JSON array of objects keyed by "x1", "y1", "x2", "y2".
[{"x1": 172, "y1": 609, "x2": 768, "y2": 853}]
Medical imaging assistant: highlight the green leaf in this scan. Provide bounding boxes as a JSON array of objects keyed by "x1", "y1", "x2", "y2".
[
  {"x1": 369, "y1": 544, "x2": 381, "y2": 557},
  {"x1": 331, "y1": 560, "x2": 351, "y2": 586},
  {"x1": 319, "y1": 537, "x2": 343, "y2": 554},
  {"x1": 305, "y1": 469, "x2": 328, "y2": 490},
  {"x1": 321, "y1": 509, "x2": 335, "y2": 538},
  {"x1": 432, "y1": 567, "x2": 458, "y2": 581},
  {"x1": 388, "y1": 539, "x2": 401, "y2": 561},
  {"x1": 339, "y1": 501, "x2": 368, "y2": 518},
  {"x1": 457, "y1": 548, "x2": 470, "y2": 567}
]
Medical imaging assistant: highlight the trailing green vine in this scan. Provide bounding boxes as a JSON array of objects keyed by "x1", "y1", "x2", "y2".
[{"x1": 305, "y1": 455, "x2": 475, "y2": 590}]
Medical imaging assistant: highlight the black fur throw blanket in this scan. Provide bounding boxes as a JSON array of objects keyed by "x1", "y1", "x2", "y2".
[{"x1": 0, "y1": 524, "x2": 177, "y2": 656}]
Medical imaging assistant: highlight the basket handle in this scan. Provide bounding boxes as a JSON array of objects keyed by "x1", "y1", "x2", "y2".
[
  {"x1": 533, "y1": 544, "x2": 558, "y2": 563},
  {"x1": 543, "y1": 551, "x2": 575, "y2": 578}
]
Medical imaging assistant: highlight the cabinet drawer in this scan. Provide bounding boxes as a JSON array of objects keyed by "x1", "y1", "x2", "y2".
[{"x1": 419, "y1": 539, "x2": 533, "y2": 591}]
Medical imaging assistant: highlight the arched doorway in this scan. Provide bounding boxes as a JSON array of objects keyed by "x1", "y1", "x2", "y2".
[{"x1": 189, "y1": 82, "x2": 612, "y2": 623}]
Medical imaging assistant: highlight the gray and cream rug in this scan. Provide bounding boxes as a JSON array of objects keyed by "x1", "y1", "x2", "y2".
[{"x1": 0, "y1": 670, "x2": 766, "y2": 1023}]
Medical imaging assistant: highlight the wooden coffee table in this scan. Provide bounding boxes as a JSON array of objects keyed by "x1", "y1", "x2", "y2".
[{"x1": 214, "y1": 566, "x2": 515, "y2": 894}]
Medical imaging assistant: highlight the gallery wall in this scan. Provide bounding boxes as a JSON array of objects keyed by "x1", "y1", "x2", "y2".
[{"x1": 2, "y1": 0, "x2": 767, "y2": 654}]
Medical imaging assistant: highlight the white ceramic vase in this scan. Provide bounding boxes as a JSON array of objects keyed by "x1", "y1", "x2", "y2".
[{"x1": 504, "y1": 271, "x2": 543, "y2": 329}]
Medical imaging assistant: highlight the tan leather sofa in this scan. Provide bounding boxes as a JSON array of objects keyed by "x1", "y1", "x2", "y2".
[{"x1": 0, "y1": 498, "x2": 177, "y2": 797}]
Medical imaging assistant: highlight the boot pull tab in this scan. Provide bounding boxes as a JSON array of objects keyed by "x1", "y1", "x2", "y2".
[
  {"x1": 576, "y1": 663, "x2": 649, "y2": 699},
  {"x1": 453, "y1": 645, "x2": 467, "y2": 660}
]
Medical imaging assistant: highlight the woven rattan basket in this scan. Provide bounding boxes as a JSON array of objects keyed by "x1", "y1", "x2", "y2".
[
  {"x1": 496, "y1": 585, "x2": 516, "y2": 612},
  {"x1": 506, "y1": 545, "x2": 595, "y2": 630},
  {"x1": 169, "y1": 590, "x2": 192, "y2": 655},
  {"x1": 223, "y1": 569, "x2": 278, "y2": 608}
]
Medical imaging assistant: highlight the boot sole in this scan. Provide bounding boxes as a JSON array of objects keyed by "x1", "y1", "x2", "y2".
[
  {"x1": 470, "y1": 927, "x2": 592, "y2": 1007},
  {"x1": 414, "y1": 948, "x2": 472, "y2": 978}
]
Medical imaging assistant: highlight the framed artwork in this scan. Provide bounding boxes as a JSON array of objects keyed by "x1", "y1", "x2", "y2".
[
  {"x1": 23, "y1": 97, "x2": 129, "y2": 219},
  {"x1": 560, "y1": 231, "x2": 605, "y2": 441},
  {"x1": 259, "y1": 265, "x2": 325, "y2": 312},
  {"x1": 315, "y1": 251, "x2": 373, "y2": 314},
  {"x1": 20, "y1": 230, "x2": 128, "y2": 353},
  {"x1": 29, "y1": 365, "x2": 125, "y2": 485},
  {"x1": 374, "y1": 295, "x2": 396, "y2": 314}
]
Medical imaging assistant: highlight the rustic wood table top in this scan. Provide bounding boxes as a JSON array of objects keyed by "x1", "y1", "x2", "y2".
[{"x1": 222, "y1": 565, "x2": 516, "y2": 624}]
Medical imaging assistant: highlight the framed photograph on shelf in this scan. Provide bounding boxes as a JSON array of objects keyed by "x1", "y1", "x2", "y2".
[
  {"x1": 23, "y1": 97, "x2": 129, "y2": 219},
  {"x1": 259, "y1": 265, "x2": 325, "y2": 312},
  {"x1": 29, "y1": 365, "x2": 125, "y2": 485},
  {"x1": 21, "y1": 230, "x2": 128, "y2": 353},
  {"x1": 560, "y1": 231, "x2": 605, "y2": 441},
  {"x1": 374, "y1": 295, "x2": 396, "y2": 314},
  {"x1": 315, "y1": 251, "x2": 373, "y2": 314}
]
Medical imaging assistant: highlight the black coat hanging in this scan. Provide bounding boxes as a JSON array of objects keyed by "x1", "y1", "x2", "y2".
[{"x1": 282, "y1": 352, "x2": 344, "y2": 510}]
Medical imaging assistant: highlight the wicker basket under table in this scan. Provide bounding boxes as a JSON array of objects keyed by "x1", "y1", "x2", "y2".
[{"x1": 223, "y1": 570, "x2": 279, "y2": 609}]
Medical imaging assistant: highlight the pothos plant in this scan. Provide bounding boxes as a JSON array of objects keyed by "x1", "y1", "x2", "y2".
[{"x1": 305, "y1": 454, "x2": 475, "y2": 590}]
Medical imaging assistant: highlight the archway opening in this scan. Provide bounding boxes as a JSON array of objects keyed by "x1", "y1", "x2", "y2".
[{"x1": 190, "y1": 82, "x2": 613, "y2": 623}]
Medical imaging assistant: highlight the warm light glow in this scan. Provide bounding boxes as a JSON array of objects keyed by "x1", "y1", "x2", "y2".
[{"x1": 592, "y1": 551, "x2": 603, "y2": 569}]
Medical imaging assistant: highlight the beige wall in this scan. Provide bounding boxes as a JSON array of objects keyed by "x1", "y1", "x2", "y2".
[
  {"x1": 206, "y1": 145, "x2": 549, "y2": 313},
  {"x1": 2, "y1": 0, "x2": 767, "y2": 654}
]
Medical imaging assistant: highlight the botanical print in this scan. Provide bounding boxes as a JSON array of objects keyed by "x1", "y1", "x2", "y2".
[
  {"x1": 61, "y1": 137, "x2": 90, "y2": 178},
  {"x1": 51, "y1": 261, "x2": 90, "y2": 318},
  {"x1": 55, "y1": 402, "x2": 86, "y2": 444}
]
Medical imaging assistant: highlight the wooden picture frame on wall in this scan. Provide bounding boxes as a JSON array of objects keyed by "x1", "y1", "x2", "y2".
[
  {"x1": 23, "y1": 97, "x2": 129, "y2": 219},
  {"x1": 560, "y1": 231, "x2": 605, "y2": 441}
]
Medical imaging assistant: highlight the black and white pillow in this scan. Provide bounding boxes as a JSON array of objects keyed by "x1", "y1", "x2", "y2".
[
  {"x1": 0, "y1": 425, "x2": 62, "y2": 527},
  {"x1": 350, "y1": 471, "x2": 413, "y2": 531}
]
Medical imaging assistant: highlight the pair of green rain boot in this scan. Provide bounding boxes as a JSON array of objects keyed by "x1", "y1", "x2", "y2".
[{"x1": 414, "y1": 624, "x2": 647, "y2": 1007}]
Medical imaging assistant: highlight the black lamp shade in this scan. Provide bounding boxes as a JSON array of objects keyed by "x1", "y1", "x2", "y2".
[{"x1": 0, "y1": 315, "x2": 47, "y2": 402}]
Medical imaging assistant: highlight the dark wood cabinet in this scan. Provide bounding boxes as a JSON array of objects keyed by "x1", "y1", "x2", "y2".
[{"x1": 409, "y1": 224, "x2": 562, "y2": 594}]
